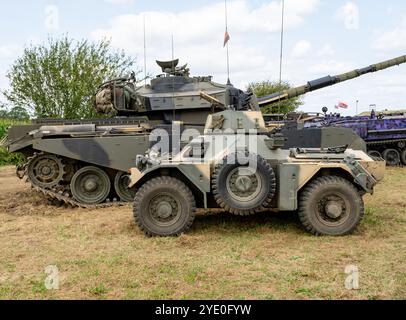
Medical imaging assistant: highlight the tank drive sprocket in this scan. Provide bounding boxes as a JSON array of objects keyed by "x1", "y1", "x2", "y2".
[
  {"x1": 27, "y1": 153, "x2": 66, "y2": 189},
  {"x1": 212, "y1": 153, "x2": 276, "y2": 216}
]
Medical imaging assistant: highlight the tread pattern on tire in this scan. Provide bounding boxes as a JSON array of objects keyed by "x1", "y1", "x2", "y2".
[
  {"x1": 212, "y1": 153, "x2": 276, "y2": 216},
  {"x1": 133, "y1": 176, "x2": 196, "y2": 237},
  {"x1": 298, "y1": 176, "x2": 365, "y2": 236}
]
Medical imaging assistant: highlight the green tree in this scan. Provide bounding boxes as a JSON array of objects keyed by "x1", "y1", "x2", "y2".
[
  {"x1": 248, "y1": 80, "x2": 302, "y2": 114},
  {"x1": 3, "y1": 36, "x2": 137, "y2": 119},
  {"x1": 0, "y1": 105, "x2": 30, "y2": 121},
  {"x1": 7, "y1": 106, "x2": 30, "y2": 121},
  {"x1": 0, "y1": 105, "x2": 8, "y2": 119}
]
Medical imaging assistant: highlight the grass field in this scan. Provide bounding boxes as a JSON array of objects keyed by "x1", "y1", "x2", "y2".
[{"x1": 0, "y1": 165, "x2": 405, "y2": 300}]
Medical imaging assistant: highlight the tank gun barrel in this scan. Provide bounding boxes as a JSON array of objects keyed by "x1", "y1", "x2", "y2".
[{"x1": 258, "y1": 55, "x2": 406, "y2": 107}]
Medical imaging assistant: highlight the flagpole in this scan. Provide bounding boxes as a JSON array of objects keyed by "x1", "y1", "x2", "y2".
[
  {"x1": 225, "y1": 0, "x2": 231, "y2": 85},
  {"x1": 279, "y1": 0, "x2": 285, "y2": 85}
]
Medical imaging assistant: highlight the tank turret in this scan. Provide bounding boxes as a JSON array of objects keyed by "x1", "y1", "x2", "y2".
[{"x1": 94, "y1": 59, "x2": 257, "y2": 124}]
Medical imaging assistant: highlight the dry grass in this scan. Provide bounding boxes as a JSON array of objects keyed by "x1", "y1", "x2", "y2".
[{"x1": 0, "y1": 166, "x2": 405, "y2": 300}]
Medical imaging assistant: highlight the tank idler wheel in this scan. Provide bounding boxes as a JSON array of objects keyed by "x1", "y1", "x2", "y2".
[
  {"x1": 133, "y1": 177, "x2": 196, "y2": 237},
  {"x1": 400, "y1": 149, "x2": 406, "y2": 166},
  {"x1": 27, "y1": 153, "x2": 65, "y2": 189},
  {"x1": 114, "y1": 171, "x2": 136, "y2": 202},
  {"x1": 367, "y1": 150, "x2": 382, "y2": 160},
  {"x1": 70, "y1": 166, "x2": 111, "y2": 205},
  {"x1": 299, "y1": 176, "x2": 364, "y2": 236},
  {"x1": 212, "y1": 153, "x2": 276, "y2": 216},
  {"x1": 382, "y1": 149, "x2": 401, "y2": 166}
]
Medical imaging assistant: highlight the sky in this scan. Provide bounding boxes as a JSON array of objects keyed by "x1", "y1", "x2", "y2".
[{"x1": 0, "y1": 0, "x2": 406, "y2": 115}]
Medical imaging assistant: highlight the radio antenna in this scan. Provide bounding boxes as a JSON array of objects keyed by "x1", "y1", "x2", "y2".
[
  {"x1": 278, "y1": 0, "x2": 285, "y2": 115},
  {"x1": 172, "y1": 35, "x2": 176, "y2": 122},
  {"x1": 143, "y1": 15, "x2": 147, "y2": 86}
]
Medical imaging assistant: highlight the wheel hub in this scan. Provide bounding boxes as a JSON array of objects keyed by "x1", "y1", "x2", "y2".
[
  {"x1": 226, "y1": 168, "x2": 261, "y2": 202},
  {"x1": 156, "y1": 201, "x2": 173, "y2": 219},
  {"x1": 317, "y1": 194, "x2": 350, "y2": 226},
  {"x1": 235, "y1": 176, "x2": 253, "y2": 192},
  {"x1": 325, "y1": 201, "x2": 343, "y2": 219},
  {"x1": 84, "y1": 178, "x2": 98, "y2": 192},
  {"x1": 40, "y1": 165, "x2": 52, "y2": 176},
  {"x1": 150, "y1": 194, "x2": 181, "y2": 225}
]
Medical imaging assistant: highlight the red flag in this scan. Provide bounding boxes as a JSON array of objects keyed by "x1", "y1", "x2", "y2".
[
  {"x1": 223, "y1": 30, "x2": 230, "y2": 47},
  {"x1": 335, "y1": 101, "x2": 349, "y2": 109}
]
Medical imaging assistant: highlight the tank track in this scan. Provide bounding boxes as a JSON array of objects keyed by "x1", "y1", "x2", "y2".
[
  {"x1": 20, "y1": 153, "x2": 127, "y2": 209},
  {"x1": 31, "y1": 185, "x2": 127, "y2": 209},
  {"x1": 367, "y1": 139, "x2": 406, "y2": 147}
]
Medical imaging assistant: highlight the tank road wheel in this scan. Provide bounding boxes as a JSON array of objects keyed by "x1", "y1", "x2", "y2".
[
  {"x1": 70, "y1": 166, "x2": 111, "y2": 205},
  {"x1": 114, "y1": 171, "x2": 136, "y2": 202},
  {"x1": 212, "y1": 153, "x2": 276, "y2": 216},
  {"x1": 401, "y1": 149, "x2": 406, "y2": 166},
  {"x1": 133, "y1": 177, "x2": 196, "y2": 237},
  {"x1": 299, "y1": 176, "x2": 364, "y2": 236},
  {"x1": 367, "y1": 150, "x2": 382, "y2": 159},
  {"x1": 27, "y1": 153, "x2": 65, "y2": 189},
  {"x1": 382, "y1": 149, "x2": 401, "y2": 166}
]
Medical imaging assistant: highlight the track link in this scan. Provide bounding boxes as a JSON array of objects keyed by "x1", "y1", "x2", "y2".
[
  {"x1": 32, "y1": 185, "x2": 127, "y2": 209},
  {"x1": 367, "y1": 139, "x2": 406, "y2": 147}
]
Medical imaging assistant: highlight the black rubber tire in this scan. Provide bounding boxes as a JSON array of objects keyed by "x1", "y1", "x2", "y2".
[
  {"x1": 212, "y1": 153, "x2": 276, "y2": 216},
  {"x1": 70, "y1": 166, "x2": 111, "y2": 205},
  {"x1": 382, "y1": 149, "x2": 401, "y2": 166},
  {"x1": 401, "y1": 149, "x2": 406, "y2": 166},
  {"x1": 298, "y1": 176, "x2": 364, "y2": 236},
  {"x1": 133, "y1": 177, "x2": 196, "y2": 237},
  {"x1": 114, "y1": 171, "x2": 136, "y2": 202}
]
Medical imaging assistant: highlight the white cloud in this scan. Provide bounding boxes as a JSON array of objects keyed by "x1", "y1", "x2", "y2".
[
  {"x1": 310, "y1": 60, "x2": 355, "y2": 74},
  {"x1": 336, "y1": 2, "x2": 360, "y2": 30},
  {"x1": 372, "y1": 18, "x2": 406, "y2": 51},
  {"x1": 291, "y1": 40, "x2": 312, "y2": 58},
  {"x1": 105, "y1": 0, "x2": 135, "y2": 4},
  {"x1": 317, "y1": 44, "x2": 335, "y2": 57},
  {"x1": 90, "y1": 0, "x2": 320, "y2": 86},
  {"x1": 0, "y1": 45, "x2": 22, "y2": 59},
  {"x1": 87, "y1": 0, "x2": 406, "y2": 113}
]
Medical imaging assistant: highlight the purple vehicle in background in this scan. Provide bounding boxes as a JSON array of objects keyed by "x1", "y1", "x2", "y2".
[{"x1": 305, "y1": 109, "x2": 406, "y2": 166}]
